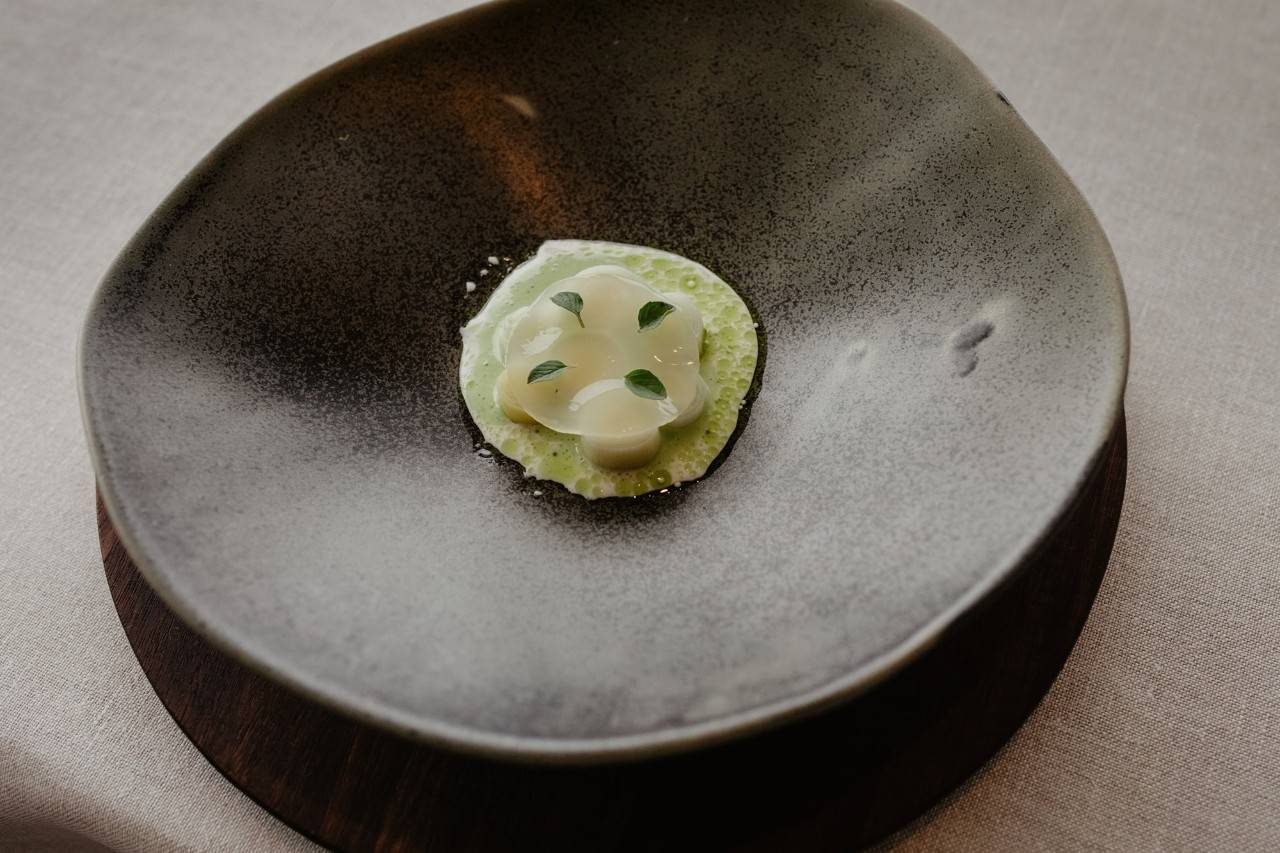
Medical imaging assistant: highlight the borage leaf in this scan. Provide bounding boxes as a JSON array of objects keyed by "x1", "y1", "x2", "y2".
[
  {"x1": 528, "y1": 360, "x2": 571, "y2": 384},
  {"x1": 550, "y1": 291, "x2": 584, "y2": 327},
  {"x1": 623, "y1": 368, "x2": 667, "y2": 400},
  {"x1": 637, "y1": 300, "x2": 675, "y2": 332}
]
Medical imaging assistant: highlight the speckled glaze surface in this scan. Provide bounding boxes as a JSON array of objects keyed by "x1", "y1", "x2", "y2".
[{"x1": 79, "y1": 0, "x2": 1127, "y2": 761}]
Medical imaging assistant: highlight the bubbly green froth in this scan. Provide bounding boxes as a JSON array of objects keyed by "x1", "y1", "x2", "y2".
[{"x1": 460, "y1": 240, "x2": 758, "y2": 499}]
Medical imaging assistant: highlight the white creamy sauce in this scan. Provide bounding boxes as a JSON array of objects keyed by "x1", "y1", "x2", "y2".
[{"x1": 494, "y1": 265, "x2": 706, "y2": 469}]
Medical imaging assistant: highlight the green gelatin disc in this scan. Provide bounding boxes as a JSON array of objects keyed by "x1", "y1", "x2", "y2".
[{"x1": 459, "y1": 240, "x2": 758, "y2": 499}]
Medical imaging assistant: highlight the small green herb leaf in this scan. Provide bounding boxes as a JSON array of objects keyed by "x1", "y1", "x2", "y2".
[
  {"x1": 623, "y1": 369, "x2": 667, "y2": 400},
  {"x1": 551, "y1": 291, "x2": 584, "y2": 327},
  {"x1": 527, "y1": 360, "x2": 570, "y2": 384},
  {"x1": 637, "y1": 301, "x2": 675, "y2": 332}
]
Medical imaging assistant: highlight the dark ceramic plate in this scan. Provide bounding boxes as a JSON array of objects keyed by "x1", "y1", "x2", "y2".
[{"x1": 80, "y1": 0, "x2": 1127, "y2": 762}]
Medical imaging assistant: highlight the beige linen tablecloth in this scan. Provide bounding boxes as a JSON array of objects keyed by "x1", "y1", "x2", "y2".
[{"x1": 2, "y1": 1, "x2": 1277, "y2": 850}]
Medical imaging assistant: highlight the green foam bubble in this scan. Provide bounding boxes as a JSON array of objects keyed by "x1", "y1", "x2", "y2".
[{"x1": 459, "y1": 240, "x2": 758, "y2": 499}]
